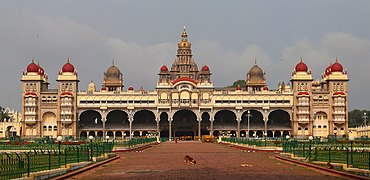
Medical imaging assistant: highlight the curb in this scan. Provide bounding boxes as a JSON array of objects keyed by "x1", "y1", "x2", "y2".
[
  {"x1": 112, "y1": 142, "x2": 159, "y2": 152},
  {"x1": 219, "y1": 142, "x2": 282, "y2": 153},
  {"x1": 50, "y1": 156, "x2": 120, "y2": 180},
  {"x1": 275, "y1": 155, "x2": 370, "y2": 180}
]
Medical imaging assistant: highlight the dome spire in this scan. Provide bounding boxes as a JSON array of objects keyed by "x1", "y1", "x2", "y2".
[
  {"x1": 182, "y1": 25, "x2": 187, "y2": 40},
  {"x1": 254, "y1": 58, "x2": 257, "y2": 64},
  {"x1": 112, "y1": 59, "x2": 115, "y2": 66}
]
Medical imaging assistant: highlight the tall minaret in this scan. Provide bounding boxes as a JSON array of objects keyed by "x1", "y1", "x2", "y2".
[
  {"x1": 57, "y1": 58, "x2": 79, "y2": 137},
  {"x1": 170, "y1": 26, "x2": 199, "y2": 80}
]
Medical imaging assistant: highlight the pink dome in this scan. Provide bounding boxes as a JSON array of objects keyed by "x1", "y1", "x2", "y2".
[
  {"x1": 325, "y1": 65, "x2": 332, "y2": 76},
  {"x1": 201, "y1": 65, "x2": 209, "y2": 71},
  {"x1": 62, "y1": 59, "x2": 75, "y2": 73},
  {"x1": 331, "y1": 61, "x2": 343, "y2": 72},
  {"x1": 27, "y1": 61, "x2": 39, "y2": 73},
  {"x1": 236, "y1": 85, "x2": 241, "y2": 90},
  {"x1": 295, "y1": 60, "x2": 308, "y2": 72},
  {"x1": 128, "y1": 86, "x2": 134, "y2": 91},
  {"x1": 160, "y1": 65, "x2": 168, "y2": 71}
]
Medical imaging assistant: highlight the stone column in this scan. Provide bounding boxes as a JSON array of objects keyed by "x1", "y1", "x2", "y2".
[
  {"x1": 210, "y1": 117, "x2": 214, "y2": 136},
  {"x1": 169, "y1": 119, "x2": 172, "y2": 141},
  {"x1": 237, "y1": 119, "x2": 241, "y2": 138},
  {"x1": 156, "y1": 118, "x2": 160, "y2": 137},
  {"x1": 129, "y1": 118, "x2": 133, "y2": 139},
  {"x1": 198, "y1": 119, "x2": 201, "y2": 140}
]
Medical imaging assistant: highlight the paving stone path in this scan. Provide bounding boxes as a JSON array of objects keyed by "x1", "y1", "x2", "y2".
[{"x1": 71, "y1": 141, "x2": 342, "y2": 180}]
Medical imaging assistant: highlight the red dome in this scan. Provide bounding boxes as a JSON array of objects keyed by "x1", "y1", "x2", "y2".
[
  {"x1": 263, "y1": 86, "x2": 269, "y2": 91},
  {"x1": 295, "y1": 60, "x2": 308, "y2": 72},
  {"x1": 331, "y1": 61, "x2": 343, "y2": 72},
  {"x1": 101, "y1": 86, "x2": 107, "y2": 91},
  {"x1": 325, "y1": 65, "x2": 332, "y2": 76},
  {"x1": 62, "y1": 60, "x2": 75, "y2": 73},
  {"x1": 27, "y1": 62, "x2": 39, "y2": 73},
  {"x1": 236, "y1": 85, "x2": 241, "y2": 90},
  {"x1": 128, "y1": 86, "x2": 134, "y2": 91},
  {"x1": 201, "y1": 65, "x2": 209, "y2": 71},
  {"x1": 160, "y1": 65, "x2": 168, "y2": 71}
]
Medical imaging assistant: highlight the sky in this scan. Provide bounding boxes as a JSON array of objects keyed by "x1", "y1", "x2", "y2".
[{"x1": 0, "y1": 0, "x2": 370, "y2": 111}]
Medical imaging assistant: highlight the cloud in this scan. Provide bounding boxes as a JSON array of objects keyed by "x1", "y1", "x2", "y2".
[{"x1": 0, "y1": 7, "x2": 369, "y2": 111}]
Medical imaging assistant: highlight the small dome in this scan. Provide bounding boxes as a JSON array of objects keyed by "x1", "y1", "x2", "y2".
[
  {"x1": 27, "y1": 61, "x2": 39, "y2": 73},
  {"x1": 101, "y1": 86, "x2": 107, "y2": 91},
  {"x1": 38, "y1": 66, "x2": 45, "y2": 75},
  {"x1": 88, "y1": 81, "x2": 96, "y2": 92},
  {"x1": 62, "y1": 59, "x2": 75, "y2": 73},
  {"x1": 263, "y1": 86, "x2": 269, "y2": 91},
  {"x1": 105, "y1": 64, "x2": 121, "y2": 79},
  {"x1": 295, "y1": 59, "x2": 308, "y2": 72},
  {"x1": 325, "y1": 64, "x2": 332, "y2": 76},
  {"x1": 236, "y1": 85, "x2": 241, "y2": 90},
  {"x1": 331, "y1": 59, "x2": 343, "y2": 72},
  {"x1": 248, "y1": 64, "x2": 264, "y2": 79},
  {"x1": 201, "y1": 65, "x2": 209, "y2": 71},
  {"x1": 160, "y1": 65, "x2": 168, "y2": 71},
  {"x1": 128, "y1": 86, "x2": 134, "y2": 91}
]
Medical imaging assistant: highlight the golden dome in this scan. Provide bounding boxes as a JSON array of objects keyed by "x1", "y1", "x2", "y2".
[
  {"x1": 178, "y1": 26, "x2": 191, "y2": 49},
  {"x1": 248, "y1": 62, "x2": 264, "y2": 80},
  {"x1": 87, "y1": 81, "x2": 96, "y2": 92}
]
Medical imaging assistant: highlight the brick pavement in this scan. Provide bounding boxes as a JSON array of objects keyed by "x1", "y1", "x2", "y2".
[{"x1": 71, "y1": 141, "x2": 343, "y2": 180}]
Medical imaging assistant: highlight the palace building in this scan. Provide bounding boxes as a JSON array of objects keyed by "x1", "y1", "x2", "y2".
[{"x1": 20, "y1": 28, "x2": 349, "y2": 139}]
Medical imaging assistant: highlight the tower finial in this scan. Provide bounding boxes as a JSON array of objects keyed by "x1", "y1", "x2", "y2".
[
  {"x1": 181, "y1": 25, "x2": 187, "y2": 40},
  {"x1": 300, "y1": 56, "x2": 303, "y2": 62},
  {"x1": 335, "y1": 56, "x2": 339, "y2": 62},
  {"x1": 32, "y1": 58, "x2": 35, "y2": 63},
  {"x1": 112, "y1": 59, "x2": 115, "y2": 66},
  {"x1": 67, "y1": 57, "x2": 70, "y2": 63},
  {"x1": 254, "y1": 58, "x2": 257, "y2": 64}
]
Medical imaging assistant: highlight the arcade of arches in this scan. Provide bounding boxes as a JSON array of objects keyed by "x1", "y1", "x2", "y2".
[{"x1": 78, "y1": 109, "x2": 292, "y2": 139}]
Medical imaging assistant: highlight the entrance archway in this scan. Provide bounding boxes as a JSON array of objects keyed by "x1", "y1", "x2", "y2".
[
  {"x1": 5, "y1": 126, "x2": 16, "y2": 138},
  {"x1": 267, "y1": 110, "x2": 291, "y2": 131},
  {"x1": 106, "y1": 110, "x2": 129, "y2": 130},
  {"x1": 241, "y1": 110, "x2": 264, "y2": 137},
  {"x1": 159, "y1": 112, "x2": 169, "y2": 137},
  {"x1": 213, "y1": 110, "x2": 237, "y2": 131},
  {"x1": 201, "y1": 112, "x2": 211, "y2": 135},
  {"x1": 133, "y1": 110, "x2": 156, "y2": 131},
  {"x1": 79, "y1": 110, "x2": 102, "y2": 130},
  {"x1": 80, "y1": 131, "x2": 87, "y2": 138},
  {"x1": 172, "y1": 109, "x2": 198, "y2": 139}
]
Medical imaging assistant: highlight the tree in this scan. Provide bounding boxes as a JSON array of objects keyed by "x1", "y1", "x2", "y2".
[
  {"x1": 228, "y1": 80, "x2": 246, "y2": 88},
  {"x1": 0, "y1": 106, "x2": 11, "y2": 122},
  {"x1": 348, "y1": 109, "x2": 370, "y2": 127}
]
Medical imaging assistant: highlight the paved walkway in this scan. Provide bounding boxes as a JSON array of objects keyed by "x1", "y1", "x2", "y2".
[{"x1": 71, "y1": 141, "x2": 342, "y2": 180}]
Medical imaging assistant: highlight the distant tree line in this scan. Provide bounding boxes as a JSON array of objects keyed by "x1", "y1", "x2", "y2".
[{"x1": 349, "y1": 109, "x2": 370, "y2": 128}]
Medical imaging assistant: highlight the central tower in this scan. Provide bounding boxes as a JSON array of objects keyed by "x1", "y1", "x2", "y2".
[{"x1": 170, "y1": 26, "x2": 199, "y2": 80}]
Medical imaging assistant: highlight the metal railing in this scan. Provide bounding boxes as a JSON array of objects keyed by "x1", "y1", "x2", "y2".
[
  {"x1": 283, "y1": 140, "x2": 370, "y2": 170},
  {"x1": 0, "y1": 142, "x2": 113, "y2": 180}
]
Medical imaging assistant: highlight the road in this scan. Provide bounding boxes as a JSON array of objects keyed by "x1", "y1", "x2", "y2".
[{"x1": 71, "y1": 141, "x2": 343, "y2": 180}]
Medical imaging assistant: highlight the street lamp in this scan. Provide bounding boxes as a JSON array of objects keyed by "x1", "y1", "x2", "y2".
[
  {"x1": 363, "y1": 112, "x2": 368, "y2": 138},
  {"x1": 308, "y1": 136, "x2": 313, "y2": 160},
  {"x1": 88, "y1": 135, "x2": 94, "y2": 161},
  {"x1": 246, "y1": 110, "x2": 252, "y2": 139},
  {"x1": 264, "y1": 132, "x2": 267, "y2": 146},
  {"x1": 105, "y1": 135, "x2": 110, "y2": 154},
  {"x1": 57, "y1": 136, "x2": 63, "y2": 165}
]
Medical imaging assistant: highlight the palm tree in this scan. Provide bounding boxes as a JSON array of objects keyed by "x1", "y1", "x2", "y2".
[{"x1": 0, "y1": 106, "x2": 11, "y2": 122}]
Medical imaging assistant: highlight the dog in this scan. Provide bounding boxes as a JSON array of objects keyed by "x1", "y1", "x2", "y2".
[
  {"x1": 184, "y1": 155, "x2": 196, "y2": 164},
  {"x1": 326, "y1": 162, "x2": 333, "y2": 169}
]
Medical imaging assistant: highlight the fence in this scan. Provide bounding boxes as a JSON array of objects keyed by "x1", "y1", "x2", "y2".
[
  {"x1": 221, "y1": 137, "x2": 282, "y2": 147},
  {"x1": 283, "y1": 140, "x2": 370, "y2": 170},
  {"x1": 0, "y1": 142, "x2": 113, "y2": 180}
]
